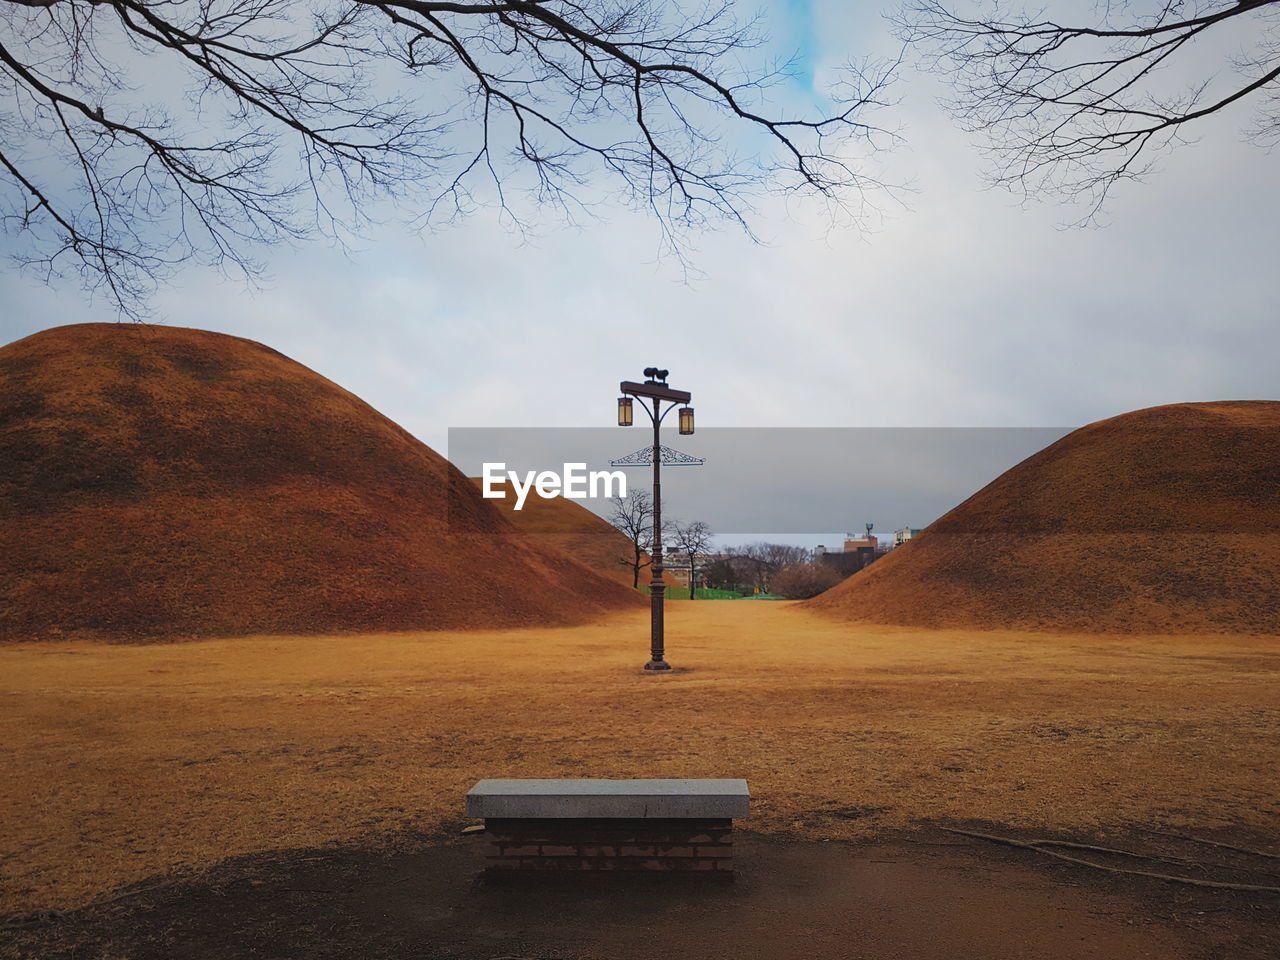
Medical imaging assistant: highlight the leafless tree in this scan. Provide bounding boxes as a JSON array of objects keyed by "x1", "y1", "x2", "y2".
[
  {"x1": 669, "y1": 518, "x2": 712, "y2": 598},
  {"x1": 897, "y1": 0, "x2": 1280, "y2": 216},
  {"x1": 701, "y1": 555, "x2": 737, "y2": 592},
  {"x1": 607, "y1": 490, "x2": 653, "y2": 589},
  {"x1": 0, "y1": 0, "x2": 898, "y2": 316},
  {"x1": 720, "y1": 541, "x2": 809, "y2": 592},
  {"x1": 770, "y1": 561, "x2": 843, "y2": 599}
]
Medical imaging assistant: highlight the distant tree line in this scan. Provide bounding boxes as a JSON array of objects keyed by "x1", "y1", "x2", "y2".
[
  {"x1": 608, "y1": 492, "x2": 883, "y2": 599},
  {"x1": 706, "y1": 541, "x2": 885, "y2": 598},
  {"x1": 704, "y1": 543, "x2": 808, "y2": 595}
]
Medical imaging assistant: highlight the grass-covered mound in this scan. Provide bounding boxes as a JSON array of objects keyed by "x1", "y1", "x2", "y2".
[
  {"x1": 808, "y1": 402, "x2": 1280, "y2": 634},
  {"x1": 0, "y1": 323, "x2": 641, "y2": 640}
]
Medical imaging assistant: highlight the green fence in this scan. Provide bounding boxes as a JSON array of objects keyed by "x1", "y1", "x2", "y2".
[{"x1": 637, "y1": 585, "x2": 743, "y2": 600}]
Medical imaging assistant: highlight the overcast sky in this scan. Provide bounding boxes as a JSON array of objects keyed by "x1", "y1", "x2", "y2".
[{"x1": 3, "y1": 1, "x2": 1276, "y2": 545}]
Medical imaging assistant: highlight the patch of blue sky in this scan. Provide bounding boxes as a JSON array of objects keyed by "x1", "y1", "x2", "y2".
[{"x1": 780, "y1": 0, "x2": 818, "y2": 93}]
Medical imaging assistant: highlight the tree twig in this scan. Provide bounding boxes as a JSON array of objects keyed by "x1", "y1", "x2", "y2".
[
  {"x1": 1140, "y1": 828, "x2": 1280, "y2": 862},
  {"x1": 942, "y1": 827, "x2": 1280, "y2": 893}
]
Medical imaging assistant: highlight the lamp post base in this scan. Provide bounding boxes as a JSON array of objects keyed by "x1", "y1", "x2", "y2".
[{"x1": 643, "y1": 659, "x2": 673, "y2": 672}]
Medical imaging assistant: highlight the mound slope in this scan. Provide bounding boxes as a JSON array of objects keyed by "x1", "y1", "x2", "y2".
[
  {"x1": 471, "y1": 479, "x2": 643, "y2": 586},
  {"x1": 0, "y1": 323, "x2": 640, "y2": 640},
  {"x1": 809, "y1": 402, "x2": 1280, "y2": 634}
]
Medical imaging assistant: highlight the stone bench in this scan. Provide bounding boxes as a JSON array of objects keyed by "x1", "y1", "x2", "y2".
[{"x1": 465, "y1": 778, "x2": 750, "y2": 875}]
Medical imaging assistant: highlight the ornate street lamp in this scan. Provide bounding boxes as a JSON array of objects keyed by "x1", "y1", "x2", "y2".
[{"x1": 618, "y1": 367, "x2": 693, "y2": 672}]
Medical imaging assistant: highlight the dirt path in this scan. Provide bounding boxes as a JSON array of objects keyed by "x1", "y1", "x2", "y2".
[{"x1": 8, "y1": 830, "x2": 1275, "y2": 960}]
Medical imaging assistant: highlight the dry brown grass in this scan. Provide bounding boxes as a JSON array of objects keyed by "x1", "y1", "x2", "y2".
[{"x1": 2, "y1": 601, "x2": 1277, "y2": 914}]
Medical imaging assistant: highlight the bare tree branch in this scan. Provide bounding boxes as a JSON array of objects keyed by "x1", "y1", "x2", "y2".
[
  {"x1": 608, "y1": 490, "x2": 665, "y2": 589},
  {"x1": 0, "y1": 0, "x2": 899, "y2": 316},
  {"x1": 669, "y1": 518, "x2": 712, "y2": 598},
  {"x1": 896, "y1": 0, "x2": 1280, "y2": 219}
]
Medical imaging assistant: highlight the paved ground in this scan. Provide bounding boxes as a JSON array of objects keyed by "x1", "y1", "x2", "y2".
[{"x1": 4, "y1": 831, "x2": 1275, "y2": 960}]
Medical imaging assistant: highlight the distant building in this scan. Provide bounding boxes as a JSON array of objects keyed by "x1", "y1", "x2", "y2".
[
  {"x1": 664, "y1": 563, "x2": 693, "y2": 588},
  {"x1": 843, "y1": 533, "x2": 876, "y2": 554},
  {"x1": 893, "y1": 527, "x2": 922, "y2": 548},
  {"x1": 842, "y1": 534, "x2": 878, "y2": 570},
  {"x1": 816, "y1": 550, "x2": 865, "y2": 577},
  {"x1": 662, "y1": 554, "x2": 713, "y2": 590}
]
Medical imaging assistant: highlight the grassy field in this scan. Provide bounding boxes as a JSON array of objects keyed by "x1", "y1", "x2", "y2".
[{"x1": 2, "y1": 601, "x2": 1277, "y2": 914}]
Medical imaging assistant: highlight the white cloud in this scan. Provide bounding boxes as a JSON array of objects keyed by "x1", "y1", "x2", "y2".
[{"x1": 3, "y1": 0, "x2": 1277, "y2": 454}]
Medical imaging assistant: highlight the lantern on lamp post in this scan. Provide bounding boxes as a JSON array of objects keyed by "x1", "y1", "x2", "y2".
[{"x1": 617, "y1": 368, "x2": 693, "y2": 672}]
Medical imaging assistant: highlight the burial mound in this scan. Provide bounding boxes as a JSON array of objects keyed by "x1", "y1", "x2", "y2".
[
  {"x1": 0, "y1": 323, "x2": 641, "y2": 640},
  {"x1": 808, "y1": 401, "x2": 1280, "y2": 634}
]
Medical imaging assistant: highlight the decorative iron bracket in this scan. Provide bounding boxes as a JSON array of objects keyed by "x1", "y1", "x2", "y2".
[{"x1": 609, "y1": 444, "x2": 706, "y2": 468}]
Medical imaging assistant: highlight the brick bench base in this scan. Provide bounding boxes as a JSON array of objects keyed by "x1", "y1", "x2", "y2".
[{"x1": 483, "y1": 817, "x2": 734, "y2": 874}]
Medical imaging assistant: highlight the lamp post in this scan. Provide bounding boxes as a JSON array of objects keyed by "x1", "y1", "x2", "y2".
[{"x1": 618, "y1": 368, "x2": 694, "y2": 672}]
